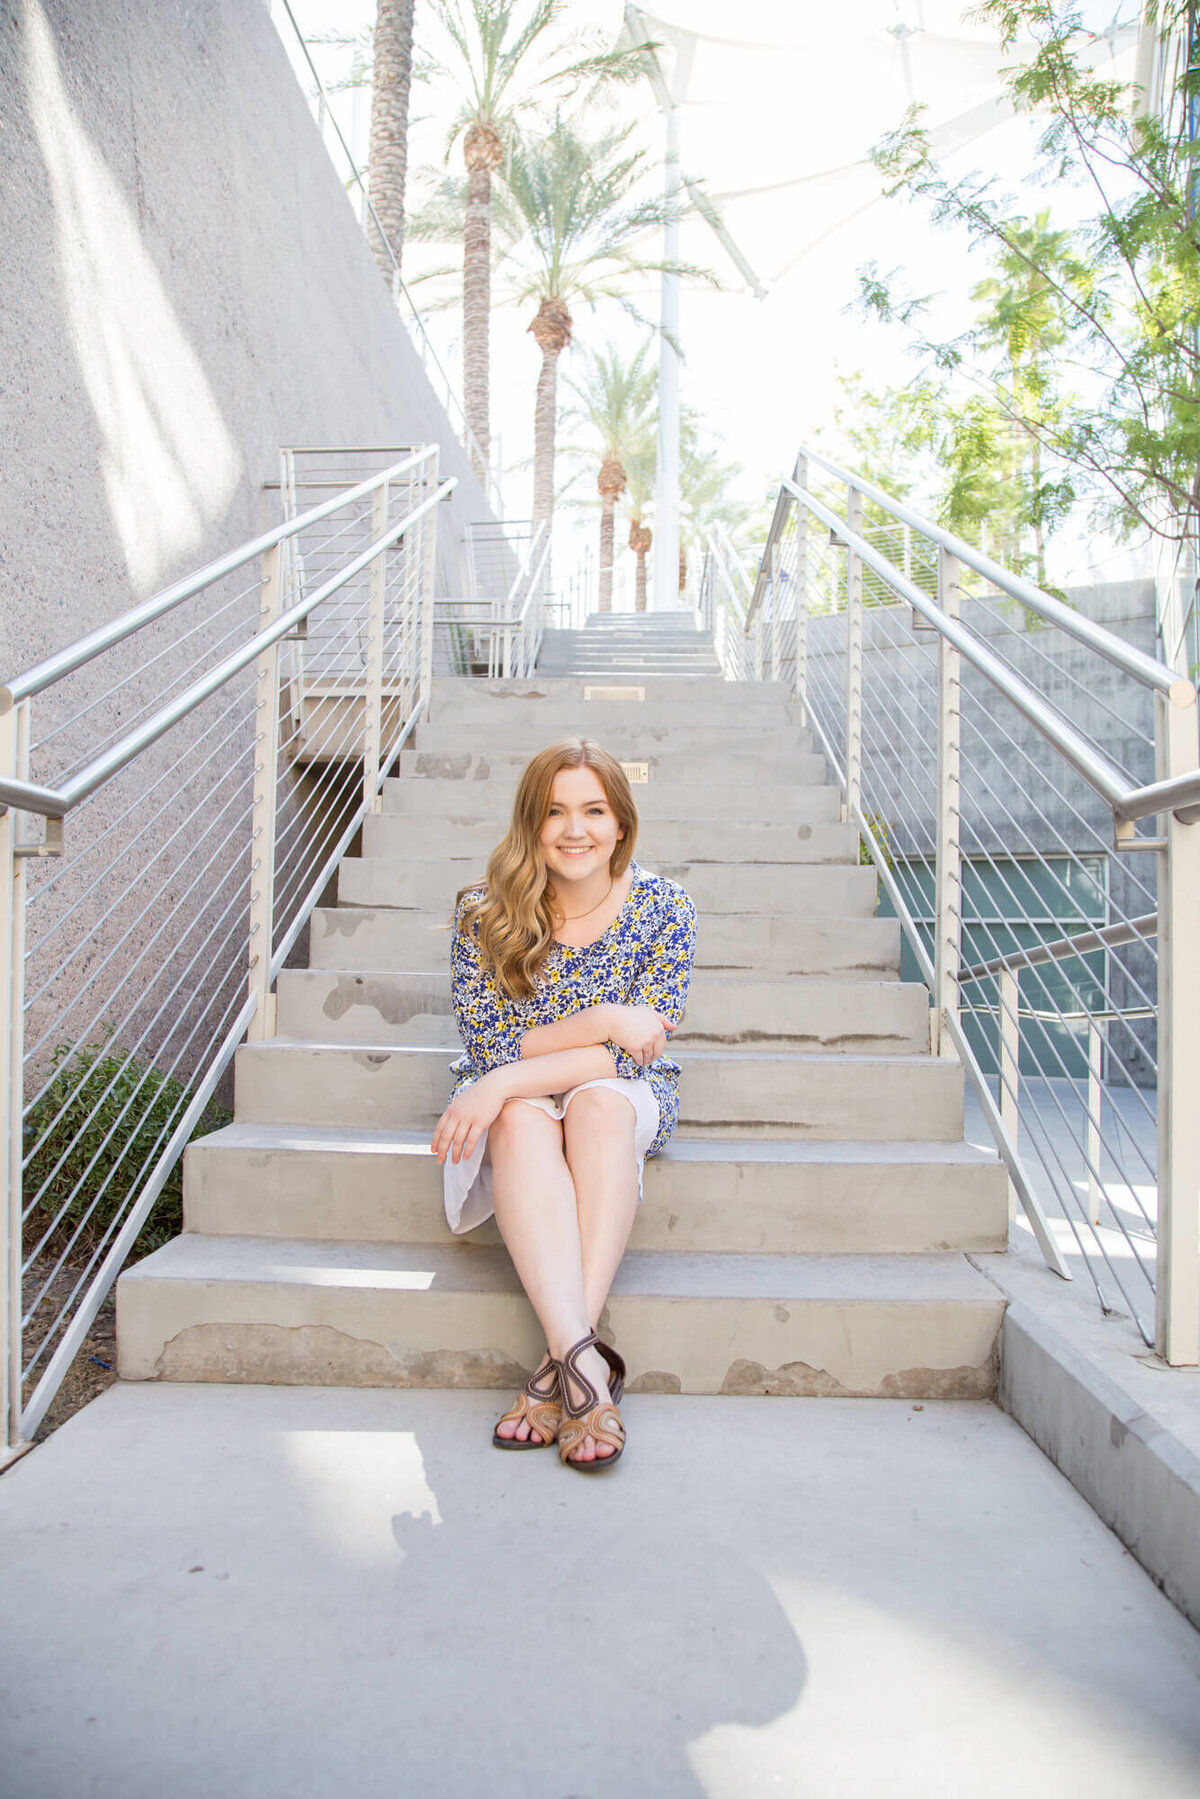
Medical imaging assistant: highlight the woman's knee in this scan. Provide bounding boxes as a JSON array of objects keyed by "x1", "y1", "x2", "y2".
[
  {"x1": 488, "y1": 1097, "x2": 561, "y2": 1157},
  {"x1": 564, "y1": 1085, "x2": 637, "y2": 1149}
]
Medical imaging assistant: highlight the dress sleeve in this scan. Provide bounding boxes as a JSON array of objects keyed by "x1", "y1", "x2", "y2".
[
  {"x1": 606, "y1": 885, "x2": 698, "y2": 1078},
  {"x1": 449, "y1": 898, "x2": 525, "y2": 1075}
]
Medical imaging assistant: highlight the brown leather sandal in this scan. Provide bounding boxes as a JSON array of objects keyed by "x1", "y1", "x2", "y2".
[
  {"x1": 492, "y1": 1360, "x2": 562, "y2": 1450},
  {"x1": 556, "y1": 1333, "x2": 626, "y2": 1472},
  {"x1": 594, "y1": 1336, "x2": 625, "y2": 1404}
]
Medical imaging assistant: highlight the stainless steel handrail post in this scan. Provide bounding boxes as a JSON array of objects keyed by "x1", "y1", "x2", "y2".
[
  {"x1": 770, "y1": 544, "x2": 781, "y2": 683},
  {"x1": 362, "y1": 481, "x2": 389, "y2": 814},
  {"x1": 999, "y1": 965, "x2": 1021, "y2": 1222},
  {"x1": 793, "y1": 469, "x2": 807, "y2": 715},
  {"x1": 845, "y1": 488, "x2": 863, "y2": 823},
  {"x1": 1155, "y1": 680, "x2": 1200, "y2": 1364},
  {"x1": 934, "y1": 547, "x2": 962, "y2": 1059},
  {"x1": 418, "y1": 453, "x2": 440, "y2": 720},
  {"x1": 246, "y1": 543, "x2": 284, "y2": 1043},
  {"x1": 0, "y1": 698, "x2": 29, "y2": 1462},
  {"x1": 1087, "y1": 1018, "x2": 1103, "y2": 1226}
]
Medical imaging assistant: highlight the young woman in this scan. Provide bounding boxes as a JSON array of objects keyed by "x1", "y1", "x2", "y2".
[{"x1": 432, "y1": 737, "x2": 696, "y2": 1472}]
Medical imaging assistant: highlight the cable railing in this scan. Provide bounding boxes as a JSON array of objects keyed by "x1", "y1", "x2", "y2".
[
  {"x1": 434, "y1": 522, "x2": 551, "y2": 678},
  {"x1": 0, "y1": 447, "x2": 451, "y2": 1457},
  {"x1": 700, "y1": 523, "x2": 755, "y2": 680},
  {"x1": 737, "y1": 446, "x2": 1200, "y2": 1365}
]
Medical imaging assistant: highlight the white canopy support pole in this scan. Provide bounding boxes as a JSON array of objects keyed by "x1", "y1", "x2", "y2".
[{"x1": 653, "y1": 95, "x2": 682, "y2": 613}]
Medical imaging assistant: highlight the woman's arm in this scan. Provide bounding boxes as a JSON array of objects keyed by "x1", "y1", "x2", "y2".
[
  {"x1": 521, "y1": 1004, "x2": 673, "y2": 1067},
  {"x1": 432, "y1": 1044, "x2": 617, "y2": 1166}
]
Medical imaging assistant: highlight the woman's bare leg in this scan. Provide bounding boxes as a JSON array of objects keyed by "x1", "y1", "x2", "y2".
[
  {"x1": 563, "y1": 1085, "x2": 641, "y2": 1326},
  {"x1": 488, "y1": 1099, "x2": 594, "y2": 1446},
  {"x1": 561, "y1": 1086, "x2": 641, "y2": 1462}
]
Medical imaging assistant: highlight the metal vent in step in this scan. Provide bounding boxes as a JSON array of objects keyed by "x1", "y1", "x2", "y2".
[
  {"x1": 585, "y1": 685, "x2": 645, "y2": 701},
  {"x1": 620, "y1": 760, "x2": 650, "y2": 784}
]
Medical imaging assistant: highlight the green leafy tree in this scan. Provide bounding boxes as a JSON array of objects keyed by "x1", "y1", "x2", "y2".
[{"x1": 864, "y1": 2, "x2": 1200, "y2": 553}]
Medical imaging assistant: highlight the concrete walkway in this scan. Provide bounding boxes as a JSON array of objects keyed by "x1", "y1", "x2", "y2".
[{"x1": 2, "y1": 1385, "x2": 1199, "y2": 1797}]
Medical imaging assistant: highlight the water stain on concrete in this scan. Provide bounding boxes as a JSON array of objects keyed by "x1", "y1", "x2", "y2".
[
  {"x1": 718, "y1": 1353, "x2": 997, "y2": 1399},
  {"x1": 153, "y1": 1324, "x2": 526, "y2": 1388}
]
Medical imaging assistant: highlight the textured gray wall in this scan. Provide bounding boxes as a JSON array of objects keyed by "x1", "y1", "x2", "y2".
[
  {"x1": 0, "y1": 0, "x2": 490, "y2": 1111},
  {"x1": 0, "y1": 0, "x2": 487, "y2": 686}
]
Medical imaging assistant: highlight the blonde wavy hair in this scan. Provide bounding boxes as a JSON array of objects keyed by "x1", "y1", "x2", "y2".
[{"x1": 456, "y1": 737, "x2": 639, "y2": 999}]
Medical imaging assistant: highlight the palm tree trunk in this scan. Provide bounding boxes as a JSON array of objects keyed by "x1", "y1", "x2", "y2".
[
  {"x1": 367, "y1": 0, "x2": 414, "y2": 281},
  {"x1": 599, "y1": 497, "x2": 615, "y2": 612},
  {"x1": 463, "y1": 122, "x2": 503, "y2": 487},
  {"x1": 635, "y1": 549, "x2": 648, "y2": 611},
  {"x1": 463, "y1": 169, "x2": 492, "y2": 484},
  {"x1": 529, "y1": 299, "x2": 572, "y2": 529}
]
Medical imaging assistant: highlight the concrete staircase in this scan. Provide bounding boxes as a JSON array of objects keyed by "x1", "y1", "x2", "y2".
[
  {"x1": 118, "y1": 666, "x2": 1010, "y2": 1399},
  {"x1": 537, "y1": 610, "x2": 723, "y2": 677}
]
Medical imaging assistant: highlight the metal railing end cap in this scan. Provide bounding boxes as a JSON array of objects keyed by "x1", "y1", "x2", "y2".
[{"x1": 1168, "y1": 676, "x2": 1197, "y2": 709}]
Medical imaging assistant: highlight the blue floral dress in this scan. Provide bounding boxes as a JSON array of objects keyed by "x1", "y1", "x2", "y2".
[{"x1": 448, "y1": 863, "x2": 697, "y2": 1158}]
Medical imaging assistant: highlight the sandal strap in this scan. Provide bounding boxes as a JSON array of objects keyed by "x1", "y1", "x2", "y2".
[
  {"x1": 558, "y1": 1400, "x2": 625, "y2": 1464},
  {"x1": 557, "y1": 1332, "x2": 603, "y2": 1418},
  {"x1": 524, "y1": 1360, "x2": 560, "y2": 1404},
  {"x1": 494, "y1": 1386, "x2": 562, "y2": 1442},
  {"x1": 593, "y1": 1338, "x2": 626, "y2": 1405}
]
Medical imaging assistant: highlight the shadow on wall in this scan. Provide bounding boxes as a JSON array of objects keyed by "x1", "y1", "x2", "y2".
[{"x1": 23, "y1": 0, "x2": 242, "y2": 595}]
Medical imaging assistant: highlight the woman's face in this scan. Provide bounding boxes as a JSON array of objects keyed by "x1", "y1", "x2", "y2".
[{"x1": 539, "y1": 765, "x2": 624, "y2": 887}]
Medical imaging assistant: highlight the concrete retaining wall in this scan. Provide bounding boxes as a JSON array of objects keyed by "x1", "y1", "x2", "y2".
[{"x1": 0, "y1": 0, "x2": 490, "y2": 1111}]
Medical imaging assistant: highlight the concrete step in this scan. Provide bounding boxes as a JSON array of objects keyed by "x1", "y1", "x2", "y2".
[
  {"x1": 231, "y1": 1041, "x2": 963, "y2": 1140},
  {"x1": 275, "y1": 970, "x2": 931, "y2": 1055},
  {"x1": 307, "y1": 907, "x2": 903, "y2": 978},
  {"x1": 359, "y1": 814, "x2": 860, "y2": 867},
  {"x1": 410, "y1": 722, "x2": 811, "y2": 757},
  {"x1": 381, "y1": 776, "x2": 842, "y2": 824},
  {"x1": 336, "y1": 857, "x2": 877, "y2": 916},
  {"x1": 396, "y1": 747, "x2": 828, "y2": 787},
  {"x1": 117, "y1": 1234, "x2": 1003, "y2": 1398},
  {"x1": 428, "y1": 701, "x2": 799, "y2": 731},
  {"x1": 536, "y1": 663, "x2": 724, "y2": 676},
  {"x1": 185, "y1": 1124, "x2": 1009, "y2": 1253},
  {"x1": 430, "y1": 676, "x2": 791, "y2": 706}
]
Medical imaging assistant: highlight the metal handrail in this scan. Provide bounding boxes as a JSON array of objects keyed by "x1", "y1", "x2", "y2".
[
  {"x1": 738, "y1": 448, "x2": 1200, "y2": 1361},
  {"x1": 754, "y1": 441, "x2": 1186, "y2": 697},
  {"x1": 959, "y1": 913, "x2": 1158, "y2": 984},
  {"x1": 783, "y1": 479, "x2": 1200, "y2": 827},
  {"x1": 0, "y1": 479, "x2": 454, "y2": 820},
  {"x1": 3, "y1": 446, "x2": 447, "y2": 1453},
  {"x1": 5, "y1": 451, "x2": 432, "y2": 704}
]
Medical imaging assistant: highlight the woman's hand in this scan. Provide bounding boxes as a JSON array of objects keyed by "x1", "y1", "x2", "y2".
[
  {"x1": 432, "y1": 1070, "x2": 510, "y2": 1166},
  {"x1": 606, "y1": 1003, "x2": 676, "y2": 1068}
]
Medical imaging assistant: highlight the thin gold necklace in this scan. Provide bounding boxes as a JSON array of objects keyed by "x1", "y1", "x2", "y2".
[{"x1": 554, "y1": 876, "x2": 615, "y2": 924}]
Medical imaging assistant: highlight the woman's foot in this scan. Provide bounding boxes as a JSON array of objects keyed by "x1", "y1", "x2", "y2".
[
  {"x1": 493, "y1": 1355, "x2": 560, "y2": 1446},
  {"x1": 557, "y1": 1339, "x2": 623, "y2": 1464}
]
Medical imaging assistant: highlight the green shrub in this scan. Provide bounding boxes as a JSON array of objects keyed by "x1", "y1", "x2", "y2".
[
  {"x1": 859, "y1": 810, "x2": 896, "y2": 870},
  {"x1": 24, "y1": 1036, "x2": 232, "y2": 1255}
]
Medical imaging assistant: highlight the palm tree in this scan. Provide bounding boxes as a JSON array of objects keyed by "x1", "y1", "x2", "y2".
[
  {"x1": 367, "y1": 1, "x2": 417, "y2": 280},
  {"x1": 428, "y1": 1, "x2": 646, "y2": 485},
  {"x1": 501, "y1": 119, "x2": 691, "y2": 532},
  {"x1": 625, "y1": 450, "x2": 654, "y2": 613},
  {"x1": 564, "y1": 342, "x2": 656, "y2": 611}
]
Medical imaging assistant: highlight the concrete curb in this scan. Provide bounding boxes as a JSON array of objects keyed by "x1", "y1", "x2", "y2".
[{"x1": 996, "y1": 1297, "x2": 1200, "y2": 1630}]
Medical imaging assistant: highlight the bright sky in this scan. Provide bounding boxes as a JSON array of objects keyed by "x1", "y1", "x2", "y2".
[{"x1": 275, "y1": 1, "x2": 1149, "y2": 589}]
